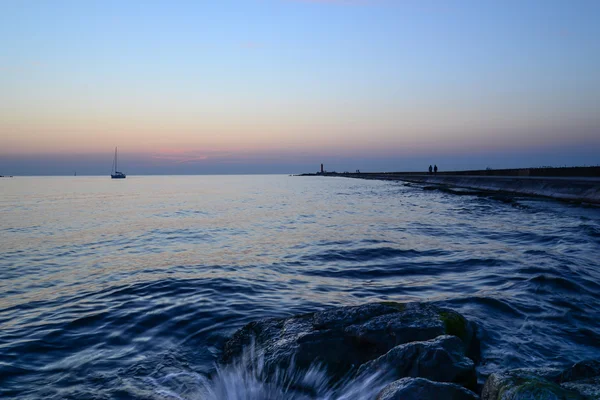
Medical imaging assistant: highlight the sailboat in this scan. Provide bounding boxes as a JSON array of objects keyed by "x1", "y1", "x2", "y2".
[{"x1": 111, "y1": 147, "x2": 126, "y2": 179}]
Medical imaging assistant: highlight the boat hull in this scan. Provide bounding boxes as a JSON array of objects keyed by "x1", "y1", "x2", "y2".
[{"x1": 111, "y1": 174, "x2": 126, "y2": 179}]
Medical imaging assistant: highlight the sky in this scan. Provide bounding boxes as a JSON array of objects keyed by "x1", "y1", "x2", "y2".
[{"x1": 1, "y1": 0, "x2": 599, "y2": 175}]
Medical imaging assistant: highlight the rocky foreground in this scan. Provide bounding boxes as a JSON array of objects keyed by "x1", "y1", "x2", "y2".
[{"x1": 221, "y1": 302, "x2": 600, "y2": 399}]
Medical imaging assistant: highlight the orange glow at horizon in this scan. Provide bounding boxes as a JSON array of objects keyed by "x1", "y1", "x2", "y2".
[{"x1": 2, "y1": 96, "x2": 598, "y2": 158}]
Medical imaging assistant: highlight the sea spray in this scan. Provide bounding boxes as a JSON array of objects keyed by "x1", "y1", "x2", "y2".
[{"x1": 149, "y1": 342, "x2": 390, "y2": 400}]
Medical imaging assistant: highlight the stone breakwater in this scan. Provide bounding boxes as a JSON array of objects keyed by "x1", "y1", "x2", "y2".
[
  {"x1": 392, "y1": 175, "x2": 600, "y2": 205},
  {"x1": 301, "y1": 173, "x2": 600, "y2": 204},
  {"x1": 220, "y1": 302, "x2": 600, "y2": 399}
]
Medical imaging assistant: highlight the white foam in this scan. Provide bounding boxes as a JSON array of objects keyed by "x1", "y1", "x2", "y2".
[{"x1": 149, "y1": 343, "x2": 388, "y2": 400}]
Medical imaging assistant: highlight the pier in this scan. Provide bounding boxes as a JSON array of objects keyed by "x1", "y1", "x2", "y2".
[{"x1": 300, "y1": 167, "x2": 600, "y2": 204}]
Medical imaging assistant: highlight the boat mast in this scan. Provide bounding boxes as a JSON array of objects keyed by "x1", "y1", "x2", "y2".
[{"x1": 115, "y1": 147, "x2": 118, "y2": 172}]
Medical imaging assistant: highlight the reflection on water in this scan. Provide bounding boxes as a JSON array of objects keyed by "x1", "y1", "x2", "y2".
[{"x1": 1, "y1": 175, "x2": 599, "y2": 399}]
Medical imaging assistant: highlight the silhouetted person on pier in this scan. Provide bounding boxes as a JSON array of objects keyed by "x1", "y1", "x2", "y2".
[
  {"x1": 429, "y1": 165, "x2": 433, "y2": 174},
  {"x1": 434, "y1": 165, "x2": 438, "y2": 174}
]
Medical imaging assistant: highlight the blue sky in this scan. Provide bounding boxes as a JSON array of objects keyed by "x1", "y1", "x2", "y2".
[{"x1": 1, "y1": 0, "x2": 599, "y2": 175}]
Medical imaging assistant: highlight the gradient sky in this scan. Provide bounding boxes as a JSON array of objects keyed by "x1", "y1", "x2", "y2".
[{"x1": 1, "y1": 0, "x2": 599, "y2": 175}]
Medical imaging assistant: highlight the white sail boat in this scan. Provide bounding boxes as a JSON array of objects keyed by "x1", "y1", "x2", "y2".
[{"x1": 111, "y1": 147, "x2": 126, "y2": 179}]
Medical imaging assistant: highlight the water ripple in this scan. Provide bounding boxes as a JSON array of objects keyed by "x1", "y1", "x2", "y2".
[{"x1": 0, "y1": 175, "x2": 599, "y2": 399}]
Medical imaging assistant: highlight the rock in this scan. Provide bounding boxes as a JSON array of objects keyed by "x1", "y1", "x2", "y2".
[
  {"x1": 481, "y1": 366, "x2": 598, "y2": 400},
  {"x1": 377, "y1": 377, "x2": 480, "y2": 400},
  {"x1": 357, "y1": 335, "x2": 476, "y2": 390},
  {"x1": 481, "y1": 371, "x2": 579, "y2": 399},
  {"x1": 561, "y1": 376, "x2": 600, "y2": 399},
  {"x1": 221, "y1": 302, "x2": 479, "y2": 379},
  {"x1": 561, "y1": 361, "x2": 600, "y2": 384},
  {"x1": 558, "y1": 360, "x2": 600, "y2": 399}
]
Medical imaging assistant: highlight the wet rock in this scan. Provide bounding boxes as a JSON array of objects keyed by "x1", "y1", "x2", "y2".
[
  {"x1": 221, "y1": 302, "x2": 479, "y2": 379},
  {"x1": 481, "y1": 371, "x2": 582, "y2": 399},
  {"x1": 559, "y1": 360, "x2": 600, "y2": 399},
  {"x1": 377, "y1": 377, "x2": 479, "y2": 400},
  {"x1": 481, "y1": 360, "x2": 600, "y2": 400},
  {"x1": 561, "y1": 361, "x2": 600, "y2": 383},
  {"x1": 357, "y1": 335, "x2": 476, "y2": 390},
  {"x1": 561, "y1": 377, "x2": 600, "y2": 399}
]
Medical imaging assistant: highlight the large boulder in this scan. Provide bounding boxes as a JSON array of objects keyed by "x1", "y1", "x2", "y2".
[
  {"x1": 357, "y1": 335, "x2": 476, "y2": 390},
  {"x1": 482, "y1": 360, "x2": 600, "y2": 400},
  {"x1": 221, "y1": 302, "x2": 479, "y2": 379},
  {"x1": 377, "y1": 377, "x2": 480, "y2": 400}
]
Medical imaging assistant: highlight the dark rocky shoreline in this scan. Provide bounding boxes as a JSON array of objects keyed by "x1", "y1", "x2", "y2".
[{"x1": 221, "y1": 302, "x2": 600, "y2": 399}]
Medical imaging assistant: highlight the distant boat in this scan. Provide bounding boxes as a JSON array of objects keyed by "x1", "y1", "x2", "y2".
[{"x1": 111, "y1": 147, "x2": 126, "y2": 179}]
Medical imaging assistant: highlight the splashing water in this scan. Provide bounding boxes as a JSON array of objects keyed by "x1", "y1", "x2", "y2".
[{"x1": 147, "y1": 342, "x2": 389, "y2": 400}]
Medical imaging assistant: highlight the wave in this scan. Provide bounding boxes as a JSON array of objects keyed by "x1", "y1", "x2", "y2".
[{"x1": 303, "y1": 247, "x2": 450, "y2": 263}]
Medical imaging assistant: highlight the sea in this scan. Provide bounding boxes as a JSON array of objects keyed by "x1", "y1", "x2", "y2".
[{"x1": 1, "y1": 175, "x2": 599, "y2": 399}]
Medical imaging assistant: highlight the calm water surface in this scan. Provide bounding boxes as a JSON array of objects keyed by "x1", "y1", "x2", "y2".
[{"x1": 1, "y1": 175, "x2": 599, "y2": 399}]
